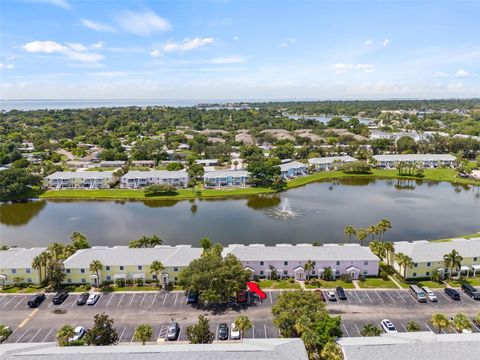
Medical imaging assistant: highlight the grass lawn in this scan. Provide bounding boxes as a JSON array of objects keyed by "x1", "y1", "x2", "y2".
[
  {"x1": 305, "y1": 280, "x2": 355, "y2": 289},
  {"x1": 110, "y1": 285, "x2": 162, "y2": 292},
  {"x1": 447, "y1": 277, "x2": 480, "y2": 287},
  {"x1": 357, "y1": 278, "x2": 399, "y2": 288},
  {"x1": 0, "y1": 286, "x2": 43, "y2": 293},
  {"x1": 411, "y1": 280, "x2": 445, "y2": 289},
  {"x1": 254, "y1": 280, "x2": 301, "y2": 290}
]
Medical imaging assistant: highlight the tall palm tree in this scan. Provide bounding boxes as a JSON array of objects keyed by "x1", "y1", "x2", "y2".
[
  {"x1": 56, "y1": 324, "x2": 75, "y2": 346},
  {"x1": 344, "y1": 225, "x2": 356, "y2": 243},
  {"x1": 368, "y1": 241, "x2": 385, "y2": 259},
  {"x1": 234, "y1": 314, "x2": 252, "y2": 339},
  {"x1": 451, "y1": 313, "x2": 472, "y2": 333},
  {"x1": 32, "y1": 255, "x2": 44, "y2": 284},
  {"x1": 35, "y1": 251, "x2": 52, "y2": 282},
  {"x1": 48, "y1": 243, "x2": 64, "y2": 261},
  {"x1": 443, "y1": 249, "x2": 463, "y2": 279},
  {"x1": 356, "y1": 228, "x2": 368, "y2": 246},
  {"x1": 134, "y1": 324, "x2": 153, "y2": 345},
  {"x1": 150, "y1": 260, "x2": 165, "y2": 288},
  {"x1": 395, "y1": 252, "x2": 414, "y2": 278},
  {"x1": 149, "y1": 235, "x2": 162, "y2": 247},
  {"x1": 304, "y1": 260, "x2": 314, "y2": 281},
  {"x1": 368, "y1": 225, "x2": 377, "y2": 241},
  {"x1": 361, "y1": 323, "x2": 381, "y2": 336},
  {"x1": 200, "y1": 237, "x2": 213, "y2": 255},
  {"x1": 431, "y1": 313, "x2": 450, "y2": 334},
  {"x1": 138, "y1": 236, "x2": 150, "y2": 248},
  {"x1": 383, "y1": 242, "x2": 395, "y2": 266},
  {"x1": 378, "y1": 218, "x2": 392, "y2": 241},
  {"x1": 89, "y1": 259, "x2": 103, "y2": 287}
]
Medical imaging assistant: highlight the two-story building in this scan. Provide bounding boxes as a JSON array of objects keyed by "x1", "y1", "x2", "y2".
[
  {"x1": 44, "y1": 171, "x2": 114, "y2": 190},
  {"x1": 308, "y1": 156, "x2": 357, "y2": 171},
  {"x1": 0, "y1": 247, "x2": 46, "y2": 286},
  {"x1": 279, "y1": 161, "x2": 308, "y2": 179},
  {"x1": 120, "y1": 170, "x2": 189, "y2": 189},
  {"x1": 203, "y1": 170, "x2": 250, "y2": 188},
  {"x1": 372, "y1": 154, "x2": 456, "y2": 169}
]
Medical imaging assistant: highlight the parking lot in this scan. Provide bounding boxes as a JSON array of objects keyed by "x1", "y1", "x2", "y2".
[{"x1": 1, "y1": 289, "x2": 479, "y2": 343}]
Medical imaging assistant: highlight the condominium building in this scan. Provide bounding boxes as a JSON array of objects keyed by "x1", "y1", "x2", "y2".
[
  {"x1": 99, "y1": 160, "x2": 126, "y2": 168},
  {"x1": 279, "y1": 161, "x2": 308, "y2": 179},
  {"x1": 372, "y1": 154, "x2": 456, "y2": 169},
  {"x1": 120, "y1": 170, "x2": 189, "y2": 189},
  {"x1": 203, "y1": 170, "x2": 250, "y2": 188},
  {"x1": 44, "y1": 171, "x2": 114, "y2": 190},
  {"x1": 131, "y1": 160, "x2": 155, "y2": 168},
  {"x1": 0, "y1": 247, "x2": 46, "y2": 286},
  {"x1": 392, "y1": 238, "x2": 480, "y2": 279},
  {"x1": 308, "y1": 155, "x2": 357, "y2": 171}
]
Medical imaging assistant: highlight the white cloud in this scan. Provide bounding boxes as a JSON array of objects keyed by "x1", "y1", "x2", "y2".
[
  {"x1": 333, "y1": 63, "x2": 376, "y2": 74},
  {"x1": 455, "y1": 69, "x2": 471, "y2": 78},
  {"x1": 22, "y1": 40, "x2": 104, "y2": 63},
  {"x1": 280, "y1": 37, "x2": 296, "y2": 48},
  {"x1": 364, "y1": 40, "x2": 373, "y2": 45},
  {"x1": 91, "y1": 41, "x2": 105, "y2": 50},
  {"x1": 81, "y1": 19, "x2": 116, "y2": 33},
  {"x1": 433, "y1": 71, "x2": 448, "y2": 78},
  {"x1": 151, "y1": 37, "x2": 215, "y2": 57},
  {"x1": 0, "y1": 62, "x2": 15, "y2": 70},
  {"x1": 116, "y1": 10, "x2": 171, "y2": 36},
  {"x1": 207, "y1": 56, "x2": 248, "y2": 64},
  {"x1": 233, "y1": 36, "x2": 239, "y2": 41},
  {"x1": 382, "y1": 38, "x2": 391, "y2": 47}
]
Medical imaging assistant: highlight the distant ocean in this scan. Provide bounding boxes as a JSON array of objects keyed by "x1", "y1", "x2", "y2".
[{"x1": 0, "y1": 99, "x2": 291, "y2": 111}]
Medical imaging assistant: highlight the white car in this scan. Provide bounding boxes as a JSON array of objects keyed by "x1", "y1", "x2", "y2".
[
  {"x1": 381, "y1": 319, "x2": 397, "y2": 333},
  {"x1": 68, "y1": 326, "x2": 85, "y2": 342},
  {"x1": 421, "y1": 287, "x2": 438, "y2": 302},
  {"x1": 230, "y1": 322, "x2": 240, "y2": 340},
  {"x1": 326, "y1": 291, "x2": 337, "y2": 301},
  {"x1": 86, "y1": 294, "x2": 100, "y2": 305}
]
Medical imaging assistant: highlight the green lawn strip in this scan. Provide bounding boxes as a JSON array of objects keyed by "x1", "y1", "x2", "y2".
[
  {"x1": 254, "y1": 280, "x2": 301, "y2": 289},
  {"x1": 446, "y1": 277, "x2": 480, "y2": 287},
  {"x1": 357, "y1": 278, "x2": 398, "y2": 288},
  {"x1": 0, "y1": 286, "x2": 43, "y2": 293},
  {"x1": 410, "y1": 280, "x2": 445, "y2": 289},
  {"x1": 305, "y1": 280, "x2": 355, "y2": 289}
]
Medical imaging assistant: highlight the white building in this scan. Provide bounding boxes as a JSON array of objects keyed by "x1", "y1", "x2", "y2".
[
  {"x1": 308, "y1": 156, "x2": 357, "y2": 171},
  {"x1": 0, "y1": 247, "x2": 46, "y2": 286},
  {"x1": 99, "y1": 160, "x2": 126, "y2": 168},
  {"x1": 44, "y1": 171, "x2": 114, "y2": 190},
  {"x1": 224, "y1": 243, "x2": 379, "y2": 280},
  {"x1": 120, "y1": 170, "x2": 188, "y2": 189},
  {"x1": 203, "y1": 170, "x2": 250, "y2": 188},
  {"x1": 279, "y1": 161, "x2": 308, "y2": 179},
  {"x1": 372, "y1": 154, "x2": 456, "y2": 169},
  {"x1": 131, "y1": 160, "x2": 155, "y2": 168},
  {"x1": 195, "y1": 159, "x2": 218, "y2": 166}
]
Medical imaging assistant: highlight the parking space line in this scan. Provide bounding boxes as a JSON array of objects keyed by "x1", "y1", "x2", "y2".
[
  {"x1": 437, "y1": 291, "x2": 453, "y2": 303},
  {"x1": 341, "y1": 324, "x2": 350, "y2": 337},
  {"x1": 139, "y1": 293, "x2": 146, "y2": 307},
  {"x1": 162, "y1": 293, "x2": 168, "y2": 306},
  {"x1": 385, "y1": 291, "x2": 396, "y2": 303},
  {"x1": 119, "y1": 326, "x2": 127, "y2": 341},
  {"x1": 424, "y1": 322, "x2": 432, "y2": 332},
  {"x1": 251, "y1": 325, "x2": 255, "y2": 339},
  {"x1": 264, "y1": 324, "x2": 267, "y2": 338},
  {"x1": 105, "y1": 294, "x2": 114, "y2": 307},
  {"x1": 363, "y1": 291, "x2": 373, "y2": 303},
  {"x1": 352, "y1": 291, "x2": 361, "y2": 303},
  {"x1": 151, "y1": 292, "x2": 158, "y2": 306},
  {"x1": 177, "y1": 326, "x2": 182, "y2": 341},
  {"x1": 117, "y1": 293, "x2": 125, "y2": 306},
  {"x1": 269, "y1": 292, "x2": 273, "y2": 304},
  {"x1": 2, "y1": 296, "x2": 16, "y2": 309},
  {"x1": 400, "y1": 323, "x2": 407, "y2": 332},
  {"x1": 14, "y1": 296, "x2": 27, "y2": 309},
  {"x1": 375, "y1": 291, "x2": 384, "y2": 304},
  {"x1": 174, "y1": 292, "x2": 178, "y2": 306},
  {"x1": 15, "y1": 328, "x2": 31, "y2": 343},
  {"x1": 42, "y1": 328, "x2": 55, "y2": 342},
  {"x1": 70, "y1": 297, "x2": 77, "y2": 307},
  {"x1": 157, "y1": 326, "x2": 167, "y2": 341},
  {"x1": 353, "y1": 323, "x2": 361, "y2": 336},
  {"x1": 29, "y1": 329, "x2": 42, "y2": 343},
  {"x1": 395, "y1": 290, "x2": 407, "y2": 303},
  {"x1": 128, "y1": 294, "x2": 136, "y2": 307},
  {"x1": 215, "y1": 324, "x2": 219, "y2": 339}
]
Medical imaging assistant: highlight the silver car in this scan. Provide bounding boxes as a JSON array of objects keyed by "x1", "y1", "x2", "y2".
[
  {"x1": 421, "y1": 287, "x2": 438, "y2": 302},
  {"x1": 86, "y1": 294, "x2": 100, "y2": 305}
]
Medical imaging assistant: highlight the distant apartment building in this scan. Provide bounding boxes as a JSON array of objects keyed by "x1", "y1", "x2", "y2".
[
  {"x1": 131, "y1": 160, "x2": 155, "y2": 168},
  {"x1": 99, "y1": 160, "x2": 126, "y2": 168},
  {"x1": 308, "y1": 156, "x2": 357, "y2": 171},
  {"x1": 0, "y1": 247, "x2": 46, "y2": 286},
  {"x1": 203, "y1": 170, "x2": 250, "y2": 188},
  {"x1": 44, "y1": 171, "x2": 114, "y2": 190},
  {"x1": 279, "y1": 161, "x2": 308, "y2": 179},
  {"x1": 120, "y1": 170, "x2": 188, "y2": 189},
  {"x1": 372, "y1": 154, "x2": 456, "y2": 169}
]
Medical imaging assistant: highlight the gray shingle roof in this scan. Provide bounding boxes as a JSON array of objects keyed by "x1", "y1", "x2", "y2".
[
  {"x1": 45, "y1": 171, "x2": 114, "y2": 180},
  {"x1": 373, "y1": 154, "x2": 456, "y2": 161},
  {"x1": 204, "y1": 170, "x2": 250, "y2": 178},
  {"x1": 121, "y1": 170, "x2": 188, "y2": 180},
  {"x1": 308, "y1": 156, "x2": 357, "y2": 165},
  {"x1": 0, "y1": 247, "x2": 47, "y2": 269},
  {"x1": 393, "y1": 238, "x2": 480, "y2": 263},
  {"x1": 0, "y1": 339, "x2": 308, "y2": 360}
]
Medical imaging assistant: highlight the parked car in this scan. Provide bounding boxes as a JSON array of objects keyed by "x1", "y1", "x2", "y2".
[
  {"x1": 336, "y1": 287, "x2": 347, "y2": 300},
  {"x1": 167, "y1": 322, "x2": 180, "y2": 341},
  {"x1": 381, "y1": 319, "x2": 397, "y2": 333},
  {"x1": 68, "y1": 326, "x2": 85, "y2": 342},
  {"x1": 218, "y1": 323, "x2": 229, "y2": 340},
  {"x1": 326, "y1": 291, "x2": 337, "y2": 301},
  {"x1": 421, "y1": 287, "x2": 438, "y2": 302},
  {"x1": 187, "y1": 291, "x2": 198, "y2": 304},
  {"x1": 230, "y1": 322, "x2": 240, "y2": 340},
  {"x1": 27, "y1": 293, "x2": 46, "y2": 308},
  {"x1": 52, "y1": 291, "x2": 69, "y2": 305},
  {"x1": 461, "y1": 283, "x2": 480, "y2": 300},
  {"x1": 444, "y1": 287, "x2": 461, "y2": 300},
  {"x1": 76, "y1": 293, "x2": 89, "y2": 306},
  {"x1": 86, "y1": 294, "x2": 100, "y2": 305}
]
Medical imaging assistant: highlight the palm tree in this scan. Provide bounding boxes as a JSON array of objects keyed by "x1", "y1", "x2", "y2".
[
  {"x1": 304, "y1": 260, "x2": 314, "y2": 281},
  {"x1": 368, "y1": 225, "x2": 378, "y2": 241},
  {"x1": 200, "y1": 237, "x2": 213, "y2": 254},
  {"x1": 368, "y1": 241, "x2": 385, "y2": 259},
  {"x1": 395, "y1": 252, "x2": 414, "y2": 278},
  {"x1": 234, "y1": 314, "x2": 252, "y2": 339},
  {"x1": 150, "y1": 260, "x2": 165, "y2": 288},
  {"x1": 431, "y1": 313, "x2": 450, "y2": 334},
  {"x1": 356, "y1": 228, "x2": 368, "y2": 246},
  {"x1": 320, "y1": 340, "x2": 343, "y2": 360},
  {"x1": 48, "y1": 243, "x2": 64, "y2": 261},
  {"x1": 443, "y1": 249, "x2": 463, "y2": 279},
  {"x1": 451, "y1": 313, "x2": 472, "y2": 333},
  {"x1": 344, "y1": 225, "x2": 356, "y2": 242},
  {"x1": 300, "y1": 328, "x2": 319, "y2": 356},
  {"x1": 149, "y1": 235, "x2": 162, "y2": 247},
  {"x1": 34, "y1": 251, "x2": 52, "y2": 283},
  {"x1": 405, "y1": 321, "x2": 421, "y2": 332},
  {"x1": 138, "y1": 236, "x2": 150, "y2": 248},
  {"x1": 377, "y1": 218, "x2": 392, "y2": 241},
  {"x1": 134, "y1": 324, "x2": 153, "y2": 345},
  {"x1": 383, "y1": 242, "x2": 395, "y2": 266},
  {"x1": 56, "y1": 324, "x2": 75, "y2": 346},
  {"x1": 89, "y1": 260, "x2": 103, "y2": 287},
  {"x1": 32, "y1": 255, "x2": 44, "y2": 284},
  {"x1": 361, "y1": 323, "x2": 381, "y2": 336}
]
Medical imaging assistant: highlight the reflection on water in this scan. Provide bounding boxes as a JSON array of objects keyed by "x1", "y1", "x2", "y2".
[{"x1": 1, "y1": 179, "x2": 479, "y2": 247}]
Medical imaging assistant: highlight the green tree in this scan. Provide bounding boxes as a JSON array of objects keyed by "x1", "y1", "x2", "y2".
[
  {"x1": 246, "y1": 157, "x2": 281, "y2": 187},
  {"x1": 304, "y1": 260, "x2": 315, "y2": 281},
  {"x1": 200, "y1": 237, "x2": 213, "y2": 254},
  {"x1": 383, "y1": 242, "x2": 395, "y2": 266},
  {"x1": 430, "y1": 269, "x2": 443, "y2": 283},
  {"x1": 89, "y1": 260, "x2": 103, "y2": 287},
  {"x1": 377, "y1": 219, "x2": 392, "y2": 241},
  {"x1": 320, "y1": 340, "x2": 343, "y2": 360},
  {"x1": 360, "y1": 323, "x2": 381, "y2": 336},
  {"x1": 0, "y1": 168, "x2": 41, "y2": 201},
  {"x1": 56, "y1": 325, "x2": 75, "y2": 347},
  {"x1": 71, "y1": 232, "x2": 90, "y2": 250},
  {"x1": 369, "y1": 240, "x2": 385, "y2": 259},
  {"x1": 443, "y1": 249, "x2": 463, "y2": 278},
  {"x1": 166, "y1": 162, "x2": 184, "y2": 171},
  {"x1": 0, "y1": 324, "x2": 13, "y2": 343},
  {"x1": 84, "y1": 313, "x2": 119, "y2": 346},
  {"x1": 356, "y1": 228, "x2": 368, "y2": 246},
  {"x1": 431, "y1": 313, "x2": 450, "y2": 334},
  {"x1": 395, "y1": 252, "x2": 414, "y2": 278},
  {"x1": 45, "y1": 259, "x2": 66, "y2": 289},
  {"x1": 234, "y1": 314, "x2": 252, "y2": 339},
  {"x1": 134, "y1": 324, "x2": 153, "y2": 345},
  {"x1": 186, "y1": 315, "x2": 214, "y2": 344},
  {"x1": 144, "y1": 184, "x2": 177, "y2": 196},
  {"x1": 344, "y1": 225, "x2": 356, "y2": 242},
  {"x1": 451, "y1": 313, "x2": 472, "y2": 333},
  {"x1": 150, "y1": 260, "x2": 165, "y2": 288},
  {"x1": 405, "y1": 321, "x2": 421, "y2": 332}
]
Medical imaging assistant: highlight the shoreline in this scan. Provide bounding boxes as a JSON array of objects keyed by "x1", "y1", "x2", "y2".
[{"x1": 38, "y1": 168, "x2": 480, "y2": 202}]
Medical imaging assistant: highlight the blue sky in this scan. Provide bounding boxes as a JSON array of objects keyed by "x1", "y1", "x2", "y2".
[{"x1": 1, "y1": 0, "x2": 479, "y2": 99}]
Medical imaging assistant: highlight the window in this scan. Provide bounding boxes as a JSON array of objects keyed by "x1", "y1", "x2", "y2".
[
  {"x1": 474, "y1": 257, "x2": 478, "y2": 261},
  {"x1": 80, "y1": 268, "x2": 85, "y2": 273},
  {"x1": 26, "y1": 268, "x2": 31, "y2": 274},
  {"x1": 174, "y1": 267, "x2": 179, "y2": 272},
  {"x1": 260, "y1": 261, "x2": 264, "y2": 266},
  {"x1": 427, "y1": 262, "x2": 431, "y2": 267},
  {"x1": 106, "y1": 275, "x2": 111, "y2": 281},
  {"x1": 284, "y1": 261, "x2": 288, "y2": 266},
  {"x1": 152, "y1": 274, "x2": 157, "y2": 279},
  {"x1": 336, "y1": 261, "x2": 340, "y2": 266},
  {"x1": 426, "y1": 272, "x2": 430, "y2": 276},
  {"x1": 174, "y1": 277, "x2": 178, "y2": 281},
  {"x1": 312, "y1": 261, "x2": 316, "y2": 266},
  {"x1": 412, "y1": 272, "x2": 417, "y2": 277},
  {"x1": 27, "y1": 278, "x2": 32, "y2": 283},
  {"x1": 311, "y1": 271, "x2": 316, "y2": 275},
  {"x1": 414, "y1": 263, "x2": 418, "y2": 268},
  {"x1": 363, "y1": 270, "x2": 368, "y2": 275},
  {"x1": 336, "y1": 270, "x2": 340, "y2": 275},
  {"x1": 283, "y1": 270, "x2": 288, "y2": 275},
  {"x1": 364, "y1": 261, "x2": 368, "y2": 265},
  {"x1": 81, "y1": 278, "x2": 86, "y2": 283},
  {"x1": 120, "y1": 266, "x2": 124, "y2": 271},
  {"x1": 11, "y1": 269, "x2": 16, "y2": 274},
  {"x1": 67, "y1": 279, "x2": 72, "y2": 283},
  {"x1": 106, "y1": 266, "x2": 110, "y2": 271},
  {"x1": 260, "y1": 271, "x2": 264, "y2": 276},
  {"x1": 138, "y1": 266, "x2": 143, "y2": 270},
  {"x1": 66, "y1": 269, "x2": 71, "y2": 274}
]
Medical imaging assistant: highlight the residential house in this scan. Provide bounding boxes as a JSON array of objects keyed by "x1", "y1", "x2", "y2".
[
  {"x1": 66, "y1": 160, "x2": 93, "y2": 169},
  {"x1": 279, "y1": 161, "x2": 308, "y2": 179},
  {"x1": 131, "y1": 160, "x2": 155, "y2": 168},
  {"x1": 392, "y1": 238, "x2": 480, "y2": 279},
  {"x1": 203, "y1": 170, "x2": 250, "y2": 188},
  {"x1": 372, "y1": 154, "x2": 456, "y2": 169},
  {"x1": 99, "y1": 160, "x2": 126, "y2": 168},
  {"x1": 120, "y1": 170, "x2": 188, "y2": 189},
  {"x1": 308, "y1": 156, "x2": 357, "y2": 171},
  {"x1": 196, "y1": 159, "x2": 218, "y2": 166},
  {"x1": 0, "y1": 248, "x2": 46, "y2": 286},
  {"x1": 44, "y1": 171, "x2": 114, "y2": 190}
]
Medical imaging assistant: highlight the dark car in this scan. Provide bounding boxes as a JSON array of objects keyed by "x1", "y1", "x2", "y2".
[
  {"x1": 336, "y1": 286, "x2": 347, "y2": 300},
  {"x1": 167, "y1": 322, "x2": 180, "y2": 341},
  {"x1": 461, "y1": 283, "x2": 480, "y2": 300},
  {"x1": 444, "y1": 287, "x2": 460, "y2": 300},
  {"x1": 52, "y1": 291, "x2": 69, "y2": 305},
  {"x1": 187, "y1": 291, "x2": 198, "y2": 304},
  {"x1": 27, "y1": 293, "x2": 46, "y2": 308},
  {"x1": 218, "y1": 323, "x2": 228, "y2": 340},
  {"x1": 76, "y1": 293, "x2": 90, "y2": 306}
]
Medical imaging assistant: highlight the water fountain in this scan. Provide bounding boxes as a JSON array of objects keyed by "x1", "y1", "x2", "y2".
[{"x1": 265, "y1": 197, "x2": 300, "y2": 219}]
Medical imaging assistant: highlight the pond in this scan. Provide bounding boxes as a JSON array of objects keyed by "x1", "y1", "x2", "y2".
[{"x1": 0, "y1": 178, "x2": 479, "y2": 248}]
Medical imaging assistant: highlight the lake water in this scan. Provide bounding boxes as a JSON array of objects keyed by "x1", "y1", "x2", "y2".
[{"x1": 0, "y1": 179, "x2": 478, "y2": 248}]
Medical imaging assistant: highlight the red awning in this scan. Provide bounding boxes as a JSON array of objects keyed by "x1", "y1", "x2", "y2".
[{"x1": 247, "y1": 281, "x2": 267, "y2": 299}]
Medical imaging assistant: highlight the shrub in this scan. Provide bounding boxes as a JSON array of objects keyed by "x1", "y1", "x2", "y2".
[
  {"x1": 380, "y1": 270, "x2": 389, "y2": 281},
  {"x1": 144, "y1": 184, "x2": 178, "y2": 197},
  {"x1": 339, "y1": 161, "x2": 372, "y2": 174},
  {"x1": 340, "y1": 274, "x2": 352, "y2": 283},
  {"x1": 288, "y1": 278, "x2": 295, "y2": 283},
  {"x1": 135, "y1": 278, "x2": 144, "y2": 286},
  {"x1": 83, "y1": 284, "x2": 92, "y2": 291},
  {"x1": 115, "y1": 279, "x2": 125, "y2": 288},
  {"x1": 358, "y1": 274, "x2": 366, "y2": 282}
]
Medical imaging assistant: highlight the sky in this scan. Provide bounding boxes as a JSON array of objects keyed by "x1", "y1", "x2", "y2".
[{"x1": 1, "y1": 0, "x2": 479, "y2": 100}]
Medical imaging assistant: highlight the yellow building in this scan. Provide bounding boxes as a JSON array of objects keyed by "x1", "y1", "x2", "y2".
[
  {"x1": 393, "y1": 238, "x2": 480, "y2": 279},
  {"x1": 44, "y1": 171, "x2": 114, "y2": 190},
  {"x1": 0, "y1": 247, "x2": 46, "y2": 286},
  {"x1": 62, "y1": 245, "x2": 202, "y2": 286}
]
